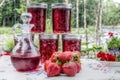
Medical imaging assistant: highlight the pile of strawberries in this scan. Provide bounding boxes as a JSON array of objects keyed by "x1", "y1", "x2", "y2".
[
  {"x1": 44, "y1": 51, "x2": 81, "y2": 77},
  {"x1": 97, "y1": 51, "x2": 116, "y2": 61}
]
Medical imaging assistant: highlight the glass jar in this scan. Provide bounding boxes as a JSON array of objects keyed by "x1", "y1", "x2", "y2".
[
  {"x1": 39, "y1": 34, "x2": 59, "y2": 63},
  {"x1": 27, "y1": 3, "x2": 47, "y2": 33},
  {"x1": 62, "y1": 34, "x2": 81, "y2": 52},
  {"x1": 52, "y1": 3, "x2": 72, "y2": 34}
]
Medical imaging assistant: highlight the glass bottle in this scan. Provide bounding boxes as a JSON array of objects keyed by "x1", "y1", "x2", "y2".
[{"x1": 11, "y1": 13, "x2": 40, "y2": 71}]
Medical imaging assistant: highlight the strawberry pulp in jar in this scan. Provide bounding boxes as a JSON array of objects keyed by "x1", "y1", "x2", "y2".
[
  {"x1": 62, "y1": 34, "x2": 81, "y2": 52},
  {"x1": 40, "y1": 34, "x2": 59, "y2": 63},
  {"x1": 27, "y1": 3, "x2": 47, "y2": 33},
  {"x1": 52, "y1": 3, "x2": 72, "y2": 34}
]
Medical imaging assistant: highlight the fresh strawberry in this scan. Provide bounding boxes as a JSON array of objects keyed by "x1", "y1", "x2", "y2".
[
  {"x1": 47, "y1": 62, "x2": 61, "y2": 77},
  {"x1": 62, "y1": 62, "x2": 77, "y2": 77},
  {"x1": 72, "y1": 51, "x2": 81, "y2": 58},
  {"x1": 74, "y1": 61, "x2": 81, "y2": 73},
  {"x1": 56, "y1": 59, "x2": 62, "y2": 66},
  {"x1": 58, "y1": 51, "x2": 73, "y2": 63},
  {"x1": 72, "y1": 51, "x2": 80, "y2": 62},
  {"x1": 44, "y1": 60, "x2": 51, "y2": 72},
  {"x1": 50, "y1": 52, "x2": 61, "y2": 62}
]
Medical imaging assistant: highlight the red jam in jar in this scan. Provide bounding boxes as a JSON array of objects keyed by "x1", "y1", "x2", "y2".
[
  {"x1": 40, "y1": 34, "x2": 58, "y2": 63},
  {"x1": 52, "y1": 3, "x2": 72, "y2": 34},
  {"x1": 27, "y1": 3, "x2": 47, "y2": 33},
  {"x1": 62, "y1": 34, "x2": 81, "y2": 52}
]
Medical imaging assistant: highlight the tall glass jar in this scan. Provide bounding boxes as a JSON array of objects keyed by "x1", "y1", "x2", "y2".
[
  {"x1": 62, "y1": 34, "x2": 81, "y2": 52},
  {"x1": 39, "y1": 34, "x2": 59, "y2": 63},
  {"x1": 27, "y1": 3, "x2": 47, "y2": 33},
  {"x1": 52, "y1": 3, "x2": 72, "y2": 34}
]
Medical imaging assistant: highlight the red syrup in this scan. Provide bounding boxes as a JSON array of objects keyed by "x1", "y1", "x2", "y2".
[
  {"x1": 63, "y1": 39, "x2": 81, "y2": 52},
  {"x1": 40, "y1": 39, "x2": 58, "y2": 63},
  {"x1": 28, "y1": 8, "x2": 46, "y2": 33},
  {"x1": 11, "y1": 55, "x2": 40, "y2": 71},
  {"x1": 52, "y1": 8, "x2": 71, "y2": 34}
]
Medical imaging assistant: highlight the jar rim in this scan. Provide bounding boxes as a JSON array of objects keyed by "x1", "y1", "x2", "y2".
[
  {"x1": 40, "y1": 34, "x2": 59, "y2": 39},
  {"x1": 52, "y1": 3, "x2": 72, "y2": 9},
  {"x1": 27, "y1": 2, "x2": 47, "y2": 8},
  {"x1": 62, "y1": 34, "x2": 82, "y2": 40}
]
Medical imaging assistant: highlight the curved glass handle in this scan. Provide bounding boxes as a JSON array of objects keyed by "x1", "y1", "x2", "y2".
[{"x1": 12, "y1": 23, "x2": 22, "y2": 38}]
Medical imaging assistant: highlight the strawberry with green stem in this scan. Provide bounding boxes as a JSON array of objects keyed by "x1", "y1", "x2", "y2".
[{"x1": 62, "y1": 62, "x2": 77, "y2": 76}]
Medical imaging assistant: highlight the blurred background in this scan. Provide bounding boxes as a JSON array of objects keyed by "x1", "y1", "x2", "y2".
[
  {"x1": 0, "y1": 0, "x2": 120, "y2": 58},
  {"x1": 0, "y1": 0, "x2": 120, "y2": 28}
]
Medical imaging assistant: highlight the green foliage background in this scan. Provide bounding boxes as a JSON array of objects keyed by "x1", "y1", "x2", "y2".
[{"x1": 0, "y1": 0, "x2": 120, "y2": 27}]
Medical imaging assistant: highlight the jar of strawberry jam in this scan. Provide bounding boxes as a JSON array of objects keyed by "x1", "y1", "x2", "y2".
[
  {"x1": 62, "y1": 34, "x2": 81, "y2": 52},
  {"x1": 27, "y1": 3, "x2": 47, "y2": 33},
  {"x1": 39, "y1": 34, "x2": 59, "y2": 63},
  {"x1": 52, "y1": 3, "x2": 72, "y2": 34}
]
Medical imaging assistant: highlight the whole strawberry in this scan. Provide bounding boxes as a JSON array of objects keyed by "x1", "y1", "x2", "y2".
[
  {"x1": 47, "y1": 62, "x2": 61, "y2": 77},
  {"x1": 62, "y1": 62, "x2": 77, "y2": 76},
  {"x1": 44, "y1": 60, "x2": 51, "y2": 72},
  {"x1": 50, "y1": 52, "x2": 61, "y2": 62},
  {"x1": 58, "y1": 51, "x2": 73, "y2": 63},
  {"x1": 74, "y1": 61, "x2": 81, "y2": 73},
  {"x1": 72, "y1": 51, "x2": 80, "y2": 62},
  {"x1": 72, "y1": 51, "x2": 81, "y2": 58}
]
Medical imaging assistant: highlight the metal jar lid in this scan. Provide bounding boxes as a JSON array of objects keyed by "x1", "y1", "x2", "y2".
[
  {"x1": 40, "y1": 33, "x2": 59, "y2": 39},
  {"x1": 27, "y1": 2, "x2": 47, "y2": 8},
  {"x1": 52, "y1": 3, "x2": 72, "y2": 9},
  {"x1": 62, "y1": 33, "x2": 81, "y2": 40}
]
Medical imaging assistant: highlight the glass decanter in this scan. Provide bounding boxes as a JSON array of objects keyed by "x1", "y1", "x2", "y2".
[{"x1": 11, "y1": 13, "x2": 40, "y2": 71}]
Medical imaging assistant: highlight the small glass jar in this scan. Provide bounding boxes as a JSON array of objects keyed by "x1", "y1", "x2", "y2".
[
  {"x1": 27, "y1": 3, "x2": 47, "y2": 33},
  {"x1": 52, "y1": 3, "x2": 72, "y2": 34},
  {"x1": 39, "y1": 34, "x2": 59, "y2": 63},
  {"x1": 62, "y1": 34, "x2": 81, "y2": 52}
]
